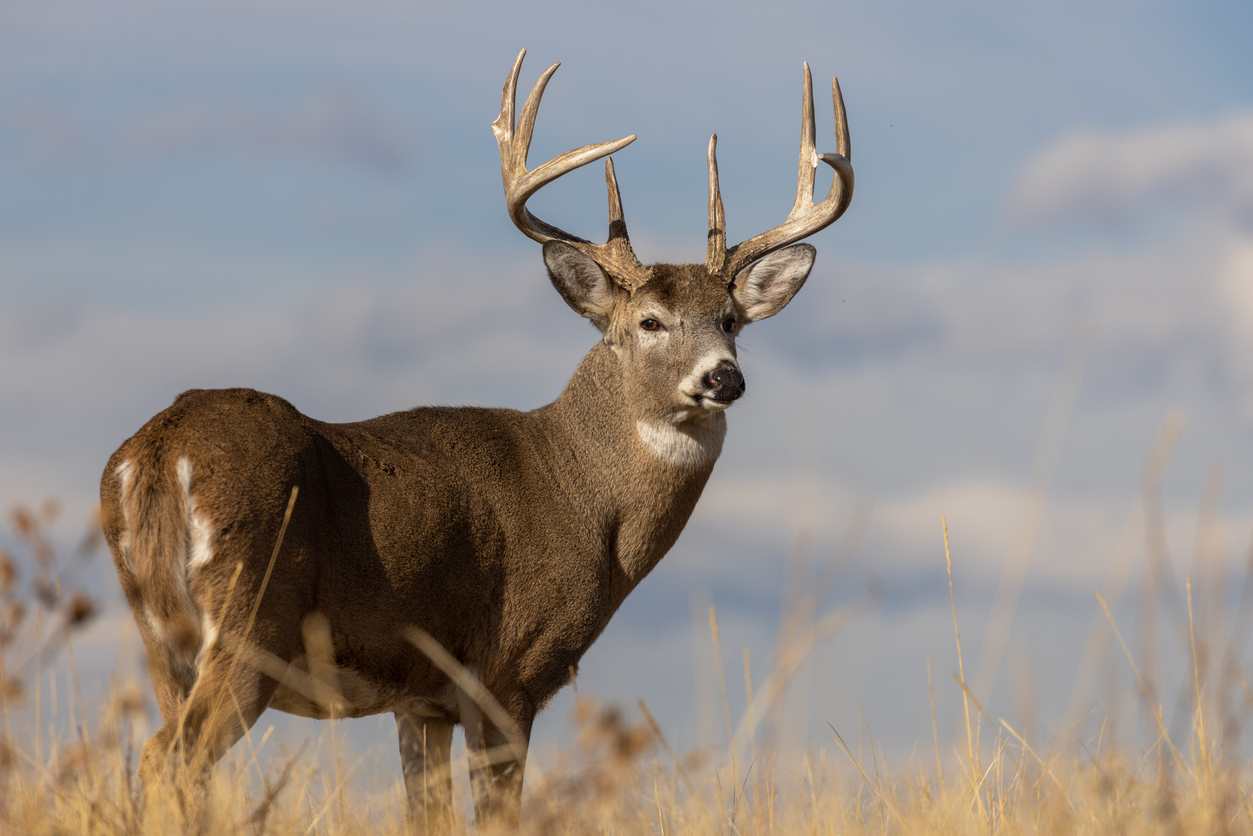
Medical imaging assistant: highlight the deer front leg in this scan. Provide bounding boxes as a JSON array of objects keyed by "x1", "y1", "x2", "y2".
[
  {"x1": 396, "y1": 713, "x2": 455, "y2": 831},
  {"x1": 465, "y1": 713, "x2": 532, "y2": 827}
]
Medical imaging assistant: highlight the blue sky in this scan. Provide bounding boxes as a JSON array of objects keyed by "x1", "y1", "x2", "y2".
[{"x1": 4, "y1": 0, "x2": 1253, "y2": 776}]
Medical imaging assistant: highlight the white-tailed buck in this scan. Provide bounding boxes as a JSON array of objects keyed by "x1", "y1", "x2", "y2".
[{"x1": 101, "y1": 49, "x2": 853, "y2": 825}]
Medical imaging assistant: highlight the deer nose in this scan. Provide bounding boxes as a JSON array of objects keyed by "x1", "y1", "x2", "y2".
[{"x1": 705, "y1": 365, "x2": 745, "y2": 402}]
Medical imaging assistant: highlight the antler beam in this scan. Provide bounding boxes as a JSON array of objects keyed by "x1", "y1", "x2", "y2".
[
  {"x1": 492, "y1": 49, "x2": 653, "y2": 291},
  {"x1": 706, "y1": 63, "x2": 854, "y2": 280}
]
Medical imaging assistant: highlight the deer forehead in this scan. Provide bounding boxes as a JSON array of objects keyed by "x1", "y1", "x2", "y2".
[{"x1": 622, "y1": 264, "x2": 734, "y2": 320}]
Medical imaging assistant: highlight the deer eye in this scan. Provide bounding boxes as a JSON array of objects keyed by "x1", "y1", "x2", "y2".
[
  {"x1": 721, "y1": 317, "x2": 736, "y2": 333},
  {"x1": 640, "y1": 319, "x2": 661, "y2": 332}
]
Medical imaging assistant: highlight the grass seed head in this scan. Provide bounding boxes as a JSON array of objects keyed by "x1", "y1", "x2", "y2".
[
  {"x1": 66, "y1": 592, "x2": 96, "y2": 627},
  {"x1": 11, "y1": 507, "x2": 35, "y2": 540},
  {"x1": 0, "y1": 551, "x2": 16, "y2": 591}
]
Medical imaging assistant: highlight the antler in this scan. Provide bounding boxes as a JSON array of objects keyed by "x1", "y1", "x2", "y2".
[
  {"x1": 706, "y1": 63, "x2": 854, "y2": 280},
  {"x1": 492, "y1": 49, "x2": 653, "y2": 291}
]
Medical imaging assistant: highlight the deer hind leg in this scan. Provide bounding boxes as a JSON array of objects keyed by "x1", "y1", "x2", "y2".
[
  {"x1": 138, "y1": 631, "x2": 283, "y2": 790},
  {"x1": 396, "y1": 713, "x2": 455, "y2": 831},
  {"x1": 135, "y1": 616, "x2": 195, "y2": 731},
  {"x1": 131, "y1": 606, "x2": 206, "y2": 788}
]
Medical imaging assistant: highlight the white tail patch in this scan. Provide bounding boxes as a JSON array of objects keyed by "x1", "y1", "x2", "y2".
[
  {"x1": 636, "y1": 418, "x2": 726, "y2": 465},
  {"x1": 116, "y1": 459, "x2": 135, "y2": 497},
  {"x1": 130, "y1": 456, "x2": 216, "y2": 687},
  {"x1": 114, "y1": 460, "x2": 136, "y2": 573},
  {"x1": 177, "y1": 456, "x2": 217, "y2": 574}
]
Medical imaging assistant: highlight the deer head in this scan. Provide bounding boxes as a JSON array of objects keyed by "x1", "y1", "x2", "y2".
[{"x1": 492, "y1": 50, "x2": 854, "y2": 450}]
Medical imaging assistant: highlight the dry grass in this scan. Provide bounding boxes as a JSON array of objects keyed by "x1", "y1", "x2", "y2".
[{"x1": 3, "y1": 478, "x2": 1253, "y2": 835}]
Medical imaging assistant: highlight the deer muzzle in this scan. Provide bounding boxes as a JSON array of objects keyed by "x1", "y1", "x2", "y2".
[{"x1": 704, "y1": 363, "x2": 746, "y2": 403}]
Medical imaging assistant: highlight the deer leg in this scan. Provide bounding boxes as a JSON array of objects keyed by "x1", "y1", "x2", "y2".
[
  {"x1": 129, "y1": 620, "x2": 197, "y2": 818},
  {"x1": 465, "y1": 714, "x2": 532, "y2": 827},
  {"x1": 138, "y1": 637, "x2": 281, "y2": 789},
  {"x1": 396, "y1": 713, "x2": 455, "y2": 830},
  {"x1": 135, "y1": 620, "x2": 194, "y2": 731}
]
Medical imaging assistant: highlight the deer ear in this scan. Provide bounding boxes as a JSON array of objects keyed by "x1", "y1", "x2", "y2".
[
  {"x1": 544, "y1": 241, "x2": 618, "y2": 329},
  {"x1": 732, "y1": 244, "x2": 815, "y2": 322}
]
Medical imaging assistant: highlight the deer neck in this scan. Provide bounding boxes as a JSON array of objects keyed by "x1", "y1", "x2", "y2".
[{"x1": 536, "y1": 340, "x2": 725, "y2": 591}]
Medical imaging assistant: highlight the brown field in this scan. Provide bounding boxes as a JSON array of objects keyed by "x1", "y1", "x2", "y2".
[{"x1": 2, "y1": 494, "x2": 1251, "y2": 835}]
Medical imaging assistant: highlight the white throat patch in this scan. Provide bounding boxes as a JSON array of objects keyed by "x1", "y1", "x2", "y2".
[{"x1": 636, "y1": 418, "x2": 726, "y2": 466}]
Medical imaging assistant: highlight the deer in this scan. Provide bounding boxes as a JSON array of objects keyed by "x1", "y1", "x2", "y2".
[{"x1": 99, "y1": 49, "x2": 853, "y2": 826}]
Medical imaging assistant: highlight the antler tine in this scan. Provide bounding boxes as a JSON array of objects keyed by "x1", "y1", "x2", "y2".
[
  {"x1": 513, "y1": 58, "x2": 561, "y2": 174},
  {"x1": 790, "y1": 62, "x2": 818, "y2": 217},
  {"x1": 493, "y1": 50, "x2": 651, "y2": 289},
  {"x1": 492, "y1": 49, "x2": 526, "y2": 152},
  {"x1": 605, "y1": 157, "x2": 626, "y2": 236},
  {"x1": 706, "y1": 134, "x2": 727, "y2": 275},
  {"x1": 832, "y1": 76, "x2": 850, "y2": 160},
  {"x1": 709, "y1": 63, "x2": 855, "y2": 280}
]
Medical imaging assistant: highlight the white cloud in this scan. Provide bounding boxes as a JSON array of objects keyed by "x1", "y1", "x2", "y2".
[
  {"x1": 1217, "y1": 235, "x2": 1253, "y2": 420},
  {"x1": 1007, "y1": 112, "x2": 1253, "y2": 228},
  {"x1": 692, "y1": 469, "x2": 1228, "y2": 591}
]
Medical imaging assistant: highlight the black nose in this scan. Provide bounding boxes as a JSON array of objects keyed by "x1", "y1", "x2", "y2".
[{"x1": 705, "y1": 365, "x2": 745, "y2": 402}]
